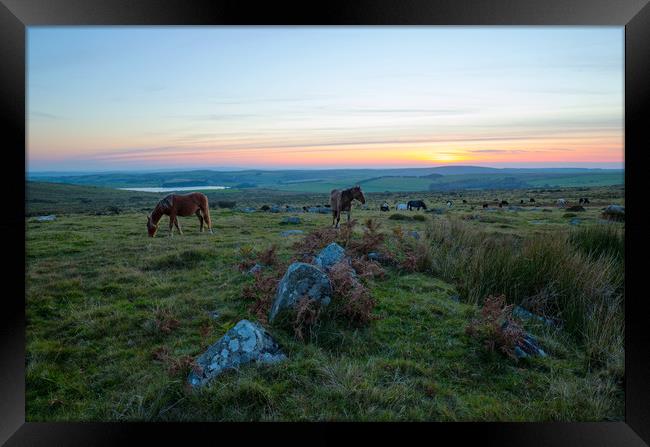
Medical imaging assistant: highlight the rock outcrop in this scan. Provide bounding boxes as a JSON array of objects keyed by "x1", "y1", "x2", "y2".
[
  {"x1": 269, "y1": 262, "x2": 332, "y2": 322},
  {"x1": 188, "y1": 319, "x2": 286, "y2": 387}
]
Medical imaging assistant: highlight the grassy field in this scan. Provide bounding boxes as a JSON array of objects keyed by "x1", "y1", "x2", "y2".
[{"x1": 26, "y1": 182, "x2": 624, "y2": 421}]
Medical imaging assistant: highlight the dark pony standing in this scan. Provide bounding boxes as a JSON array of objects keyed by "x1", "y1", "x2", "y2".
[
  {"x1": 330, "y1": 185, "x2": 366, "y2": 228},
  {"x1": 147, "y1": 192, "x2": 213, "y2": 237},
  {"x1": 407, "y1": 200, "x2": 427, "y2": 211}
]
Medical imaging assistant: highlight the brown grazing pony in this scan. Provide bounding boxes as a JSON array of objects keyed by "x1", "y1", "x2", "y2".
[
  {"x1": 147, "y1": 192, "x2": 213, "y2": 237},
  {"x1": 330, "y1": 185, "x2": 366, "y2": 228}
]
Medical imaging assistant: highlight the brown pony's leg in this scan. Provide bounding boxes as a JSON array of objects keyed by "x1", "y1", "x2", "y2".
[
  {"x1": 195, "y1": 209, "x2": 204, "y2": 232},
  {"x1": 169, "y1": 212, "x2": 176, "y2": 237},
  {"x1": 174, "y1": 216, "x2": 183, "y2": 235},
  {"x1": 199, "y1": 198, "x2": 213, "y2": 234}
]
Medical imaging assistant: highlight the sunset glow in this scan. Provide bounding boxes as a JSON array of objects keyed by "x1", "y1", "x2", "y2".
[{"x1": 27, "y1": 27, "x2": 624, "y2": 171}]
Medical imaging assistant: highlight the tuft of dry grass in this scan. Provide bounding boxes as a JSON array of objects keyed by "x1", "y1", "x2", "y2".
[{"x1": 242, "y1": 271, "x2": 281, "y2": 325}]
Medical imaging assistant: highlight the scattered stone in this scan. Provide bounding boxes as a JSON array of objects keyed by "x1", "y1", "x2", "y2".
[
  {"x1": 280, "y1": 230, "x2": 304, "y2": 237},
  {"x1": 409, "y1": 231, "x2": 420, "y2": 240},
  {"x1": 507, "y1": 206, "x2": 523, "y2": 212},
  {"x1": 514, "y1": 333, "x2": 547, "y2": 359},
  {"x1": 570, "y1": 218, "x2": 581, "y2": 226},
  {"x1": 313, "y1": 242, "x2": 346, "y2": 271},
  {"x1": 308, "y1": 207, "x2": 330, "y2": 214},
  {"x1": 247, "y1": 263, "x2": 263, "y2": 275},
  {"x1": 187, "y1": 319, "x2": 286, "y2": 387},
  {"x1": 240, "y1": 207, "x2": 256, "y2": 213},
  {"x1": 269, "y1": 262, "x2": 332, "y2": 322},
  {"x1": 513, "y1": 305, "x2": 556, "y2": 326},
  {"x1": 449, "y1": 294, "x2": 460, "y2": 303},
  {"x1": 281, "y1": 216, "x2": 302, "y2": 225},
  {"x1": 208, "y1": 310, "x2": 220, "y2": 320},
  {"x1": 35, "y1": 215, "x2": 56, "y2": 222},
  {"x1": 367, "y1": 252, "x2": 393, "y2": 265},
  {"x1": 502, "y1": 321, "x2": 547, "y2": 359},
  {"x1": 602, "y1": 204, "x2": 625, "y2": 222},
  {"x1": 270, "y1": 205, "x2": 281, "y2": 213}
]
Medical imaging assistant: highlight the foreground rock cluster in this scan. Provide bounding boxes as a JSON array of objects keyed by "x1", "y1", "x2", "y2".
[{"x1": 189, "y1": 237, "x2": 554, "y2": 387}]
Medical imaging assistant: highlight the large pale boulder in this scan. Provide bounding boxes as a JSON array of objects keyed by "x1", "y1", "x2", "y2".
[
  {"x1": 602, "y1": 205, "x2": 625, "y2": 221},
  {"x1": 187, "y1": 319, "x2": 286, "y2": 388},
  {"x1": 313, "y1": 242, "x2": 346, "y2": 271},
  {"x1": 269, "y1": 262, "x2": 332, "y2": 322}
]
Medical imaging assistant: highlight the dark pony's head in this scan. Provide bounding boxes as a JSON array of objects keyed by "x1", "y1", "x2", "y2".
[
  {"x1": 351, "y1": 185, "x2": 366, "y2": 204},
  {"x1": 146, "y1": 214, "x2": 158, "y2": 237}
]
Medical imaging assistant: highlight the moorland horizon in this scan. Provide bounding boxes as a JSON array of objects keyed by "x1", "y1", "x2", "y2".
[{"x1": 27, "y1": 162, "x2": 625, "y2": 175}]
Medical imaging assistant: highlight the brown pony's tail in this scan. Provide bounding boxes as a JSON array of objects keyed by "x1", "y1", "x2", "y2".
[{"x1": 201, "y1": 195, "x2": 213, "y2": 233}]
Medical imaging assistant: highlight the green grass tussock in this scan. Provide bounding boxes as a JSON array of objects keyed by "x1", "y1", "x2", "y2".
[{"x1": 421, "y1": 218, "x2": 623, "y2": 373}]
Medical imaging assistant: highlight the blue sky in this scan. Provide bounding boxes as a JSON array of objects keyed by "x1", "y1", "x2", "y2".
[{"x1": 27, "y1": 26, "x2": 624, "y2": 171}]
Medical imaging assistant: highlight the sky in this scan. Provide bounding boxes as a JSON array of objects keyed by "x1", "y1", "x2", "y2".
[{"x1": 27, "y1": 26, "x2": 624, "y2": 172}]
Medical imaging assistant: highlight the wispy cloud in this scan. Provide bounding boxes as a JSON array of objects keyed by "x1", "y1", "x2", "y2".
[{"x1": 30, "y1": 111, "x2": 62, "y2": 120}]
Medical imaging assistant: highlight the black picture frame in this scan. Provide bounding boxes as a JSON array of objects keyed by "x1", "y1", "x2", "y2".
[{"x1": 2, "y1": 1, "x2": 648, "y2": 445}]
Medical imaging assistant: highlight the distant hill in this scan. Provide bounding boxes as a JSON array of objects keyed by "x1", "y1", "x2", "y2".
[{"x1": 27, "y1": 166, "x2": 624, "y2": 193}]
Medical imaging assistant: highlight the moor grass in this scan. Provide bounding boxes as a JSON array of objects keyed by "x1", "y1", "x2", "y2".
[{"x1": 25, "y1": 184, "x2": 624, "y2": 421}]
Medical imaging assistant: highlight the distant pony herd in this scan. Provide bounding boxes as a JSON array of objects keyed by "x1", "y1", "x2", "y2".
[{"x1": 145, "y1": 188, "x2": 590, "y2": 237}]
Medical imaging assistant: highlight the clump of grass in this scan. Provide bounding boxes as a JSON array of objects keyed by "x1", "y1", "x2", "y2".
[
  {"x1": 238, "y1": 244, "x2": 280, "y2": 271},
  {"x1": 350, "y1": 257, "x2": 385, "y2": 280},
  {"x1": 292, "y1": 296, "x2": 322, "y2": 341},
  {"x1": 149, "y1": 307, "x2": 179, "y2": 335},
  {"x1": 347, "y1": 218, "x2": 385, "y2": 256},
  {"x1": 465, "y1": 294, "x2": 526, "y2": 360},
  {"x1": 381, "y1": 227, "x2": 434, "y2": 274},
  {"x1": 413, "y1": 214, "x2": 427, "y2": 222},
  {"x1": 422, "y1": 217, "x2": 623, "y2": 369},
  {"x1": 388, "y1": 213, "x2": 411, "y2": 221},
  {"x1": 292, "y1": 227, "x2": 339, "y2": 258},
  {"x1": 237, "y1": 245, "x2": 257, "y2": 272},
  {"x1": 242, "y1": 271, "x2": 281, "y2": 324},
  {"x1": 151, "y1": 346, "x2": 195, "y2": 377},
  {"x1": 327, "y1": 261, "x2": 377, "y2": 327},
  {"x1": 569, "y1": 224, "x2": 624, "y2": 263},
  {"x1": 146, "y1": 249, "x2": 212, "y2": 270}
]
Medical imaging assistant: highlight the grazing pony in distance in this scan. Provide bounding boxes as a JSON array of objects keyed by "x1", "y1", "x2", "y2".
[
  {"x1": 330, "y1": 185, "x2": 366, "y2": 228},
  {"x1": 407, "y1": 200, "x2": 427, "y2": 211},
  {"x1": 147, "y1": 192, "x2": 213, "y2": 237}
]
